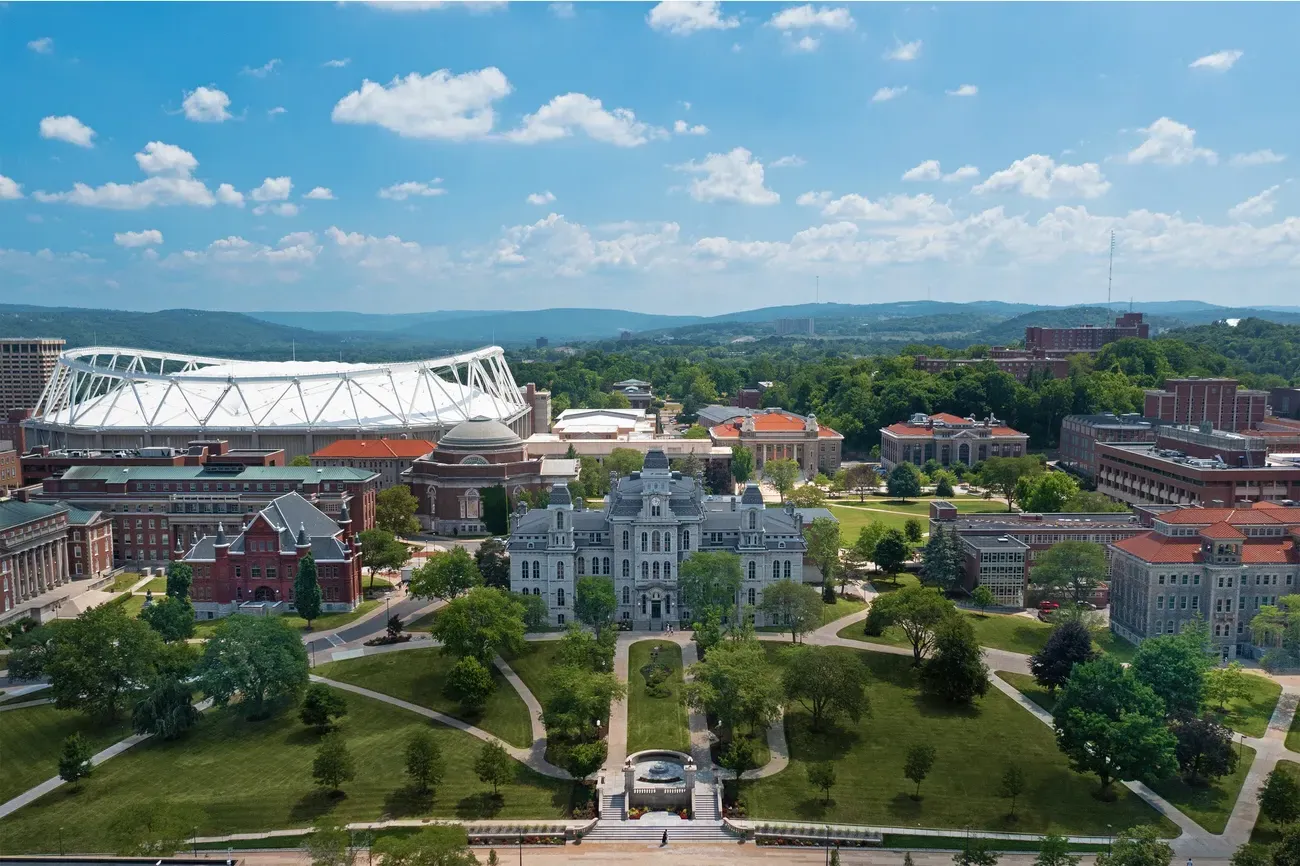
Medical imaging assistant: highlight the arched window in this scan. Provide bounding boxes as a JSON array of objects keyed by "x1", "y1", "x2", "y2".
[
  {"x1": 556, "y1": 512, "x2": 565, "y2": 530},
  {"x1": 652, "y1": 531, "x2": 661, "y2": 552},
  {"x1": 603, "y1": 557, "x2": 610, "y2": 575},
  {"x1": 532, "y1": 560, "x2": 540, "y2": 579},
  {"x1": 682, "y1": 530, "x2": 690, "y2": 550},
  {"x1": 557, "y1": 561, "x2": 565, "y2": 579},
  {"x1": 591, "y1": 556, "x2": 599, "y2": 575},
  {"x1": 748, "y1": 511, "x2": 757, "y2": 530},
  {"x1": 641, "y1": 594, "x2": 648, "y2": 614},
  {"x1": 748, "y1": 562, "x2": 756, "y2": 581},
  {"x1": 653, "y1": 562, "x2": 660, "y2": 580},
  {"x1": 784, "y1": 560, "x2": 792, "y2": 579},
  {"x1": 577, "y1": 558, "x2": 586, "y2": 576},
  {"x1": 651, "y1": 501, "x2": 661, "y2": 517},
  {"x1": 641, "y1": 532, "x2": 648, "y2": 552},
  {"x1": 557, "y1": 588, "x2": 566, "y2": 606},
  {"x1": 748, "y1": 588, "x2": 756, "y2": 606},
  {"x1": 622, "y1": 586, "x2": 630, "y2": 604},
  {"x1": 664, "y1": 533, "x2": 671, "y2": 553},
  {"x1": 666, "y1": 594, "x2": 673, "y2": 613},
  {"x1": 623, "y1": 559, "x2": 631, "y2": 577},
  {"x1": 664, "y1": 561, "x2": 672, "y2": 579},
  {"x1": 459, "y1": 455, "x2": 489, "y2": 465},
  {"x1": 772, "y1": 561, "x2": 780, "y2": 580},
  {"x1": 642, "y1": 562, "x2": 650, "y2": 579},
  {"x1": 532, "y1": 587, "x2": 540, "y2": 597},
  {"x1": 622, "y1": 530, "x2": 630, "y2": 550}
]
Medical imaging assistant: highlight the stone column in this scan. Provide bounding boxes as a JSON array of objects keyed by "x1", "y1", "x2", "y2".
[
  {"x1": 684, "y1": 758, "x2": 697, "y2": 799},
  {"x1": 623, "y1": 757, "x2": 636, "y2": 818}
]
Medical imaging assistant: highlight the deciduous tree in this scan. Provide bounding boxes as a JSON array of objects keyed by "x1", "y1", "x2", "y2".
[
  {"x1": 804, "y1": 517, "x2": 842, "y2": 597},
  {"x1": 404, "y1": 730, "x2": 445, "y2": 795},
  {"x1": 376, "y1": 484, "x2": 421, "y2": 535},
  {"x1": 300, "y1": 683, "x2": 349, "y2": 732},
  {"x1": 1017, "y1": 472, "x2": 1080, "y2": 514},
  {"x1": 788, "y1": 484, "x2": 826, "y2": 508},
  {"x1": 312, "y1": 732, "x2": 356, "y2": 793},
  {"x1": 359, "y1": 528, "x2": 410, "y2": 589},
  {"x1": 132, "y1": 675, "x2": 200, "y2": 740},
  {"x1": 1000, "y1": 765, "x2": 1026, "y2": 818},
  {"x1": 979, "y1": 456, "x2": 1043, "y2": 512},
  {"x1": 1259, "y1": 767, "x2": 1300, "y2": 825},
  {"x1": 474, "y1": 740, "x2": 514, "y2": 795},
  {"x1": 1205, "y1": 661, "x2": 1252, "y2": 712},
  {"x1": 372, "y1": 826, "x2": 476, "y2": 866},
  {"x1": 685, "y1": 636, "x2": 783, "y2": 736},
  {"x1": 1029, "y1": 620, "x2": 1097, "y2": 694},
  {"x1": 411, "y1": 547, "x2": 482, "y2": 600},
  {"x1": 305, "y1": 825, "x2": 356, "y2": 866},
  {"x1": 475, "y1": 537, "x2": 511, "y2": 590},
  {"x1": 1030, "y1": 541, "x2": 1107, "y2": 607},
  {"x1": 758, "y1": 579, "x2": 824, "y2": 643},
  {"x1": 445, "y1": 655, "x2": 496, "y2": 711},
  {"x1": 141, "y1": 595, "x2": 196, "y2": 643},
  {"x1": 1172, "y1": 715, "x2": 1238, "y2": 784},
  {"x1": 730, "y1": 445, "x2": 755, "y2": 486},
  {"x1": 1093, "y1": 827, "x2": 1173, "y2": 866},
  {"x1": 765, "y1": 458, "x2": 801, "y2": 502},
  {"x1": 873, "y1": 528, "x2": 912, "y2": 583},
  {"x1": 868, "y1": 584, "x2": 955, "y2": 662},
  {"x1": 807, "y1": 761, "x2": 837, "y2": 804},
  {"x1": 887, "y1": 463, "x2": 923, "y2": 502},
  {"x1": 46, "y1": 602, "x2": 163, "y2": 720},
  {"x1": 904, "y1": 743, "x2": 936, "y2": 799},
  {"x1": 575, "y1": 575, "x2": 617, "y2": 636},
  {"x1": 780, "y1": 644, "x2": 871, "y2": 730},
  {"x1": 846, "y1": 464, "x2": 880, "y2": 502},
  {"x1": 904, "y1": 517, "x2": 924, "y2": 544},
  {"x1": 1132, "y1": 628, "x2": 1209, "y2": 719},
  {"x1": 58, "y1": 732, "x2": 93, "y2": 787},
  {"x1": 164, "y1": 560, "x2": 193, "y2": 600},
  {"x1": 920, "y1": 614, "x2": 990, "y2": 704},
  {"x1": 431, "y1": 587, "x2": 526, "y2": 664},
  {"x1": 971, "y1": 585, "x2": 995, "y2": 613},
  {"x1": 679, "y1": 551, "x2": 743, "y2": 622},
  {"x1": 198, "y1": 614, "x2": 309, "y2": 719},
  {"x1": 1033, "y1": 834, "x2": 1081, "y2": 866},
  {"x1": 954, "y1": 838, "x2": 999, "y2": 866}
]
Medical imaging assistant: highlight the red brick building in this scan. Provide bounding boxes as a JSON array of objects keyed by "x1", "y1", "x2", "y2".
[
  {"x1": 183, "y1": 492, "x2": 362, "y2": 620},
  {"x1": 20, "y1": 439, "x2": 284, "y2": 487},
  {"x1": 1, "y1": 499, "x2": 71, "y2": 619},
  {"x1": 914, "y1": 351, "x2": 1071, "y2": 383},
  {"x1": 311, "y1": 438, "x2": 435, "y2": 490},
  {"x1": 63, "y1": 504, "x2": 113, "y2": 579},
  {"x1": 0, "y1": 444, "x2": 18, "y2": 492},
  {"x1": 880, "y1": 413, "x2": 1028, "y2": 470},
  {"x1": 1143, "y1": 378, "x2": 1269, "y2": 433},
  {"x1": 1025, "y1": 312, "x2": 1149, "y2": 353}
]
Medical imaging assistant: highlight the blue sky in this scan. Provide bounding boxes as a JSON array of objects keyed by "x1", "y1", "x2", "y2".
[{"x1": 2, "y1": 1, "x2": 1297, "y2": 315}]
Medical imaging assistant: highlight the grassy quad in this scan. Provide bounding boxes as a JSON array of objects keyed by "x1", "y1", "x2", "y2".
[
  {"x1": 0, "y1": 704, "x2": 133, "y2": 804},
  {"x1": 1205, "y1": 673, "x2": 1281, "y2": 738},
  {"x1": 502, "y1": 640, "x2": 565, "y2": 708},
  {"x1": 191, "y1": 600, "x2": 384, "y2": 639},
  {"x1": 0, "y1": 688, "x2": 575, "y2": 854},
  {"x1": 829, "y1": 497, "x2": 1009, "y2": 516},
  {"x1": 138, "y1": 577, "x2": 168, "y2": 594},
  {"x1": 1253, "y1": 761, "x2": 1300, "y2": 845},
  {"x1": 839, "y1": 611, "x2": 1137, "y2": 660},
  {"x1": 626, "y1": 641, "x2": 689, "y2": 754},
  {"x1": 107, "y1": 572, "x2": 144, "y2": 592},
  {"x1": 996, "y1": 671, "x2": 1057, "y2": 712},
  {"x1": 314, "y1": 647, "x2": 533, "y2": 748},
  {"x1": 743, "y1": 645, "x2": 1176, "y2": 835}
]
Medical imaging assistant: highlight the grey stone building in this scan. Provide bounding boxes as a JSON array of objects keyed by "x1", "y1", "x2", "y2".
[{"x1": 506, "y1": 449, "x2": 809, "y2": 629}]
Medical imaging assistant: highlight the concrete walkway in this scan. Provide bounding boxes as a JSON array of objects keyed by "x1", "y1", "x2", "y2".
[
  {"x1": 492, "y1": 655, "x2": 548, "y2": 748},
  {"x1": 602, "y1": 636, "x2": 632, "y2": 782},
  {"x1": 0, "y1": 697, "x2": 53, "y2": 712},
  {"x1": 309, "y1": 674, "x2": 570, "y2": 779}
]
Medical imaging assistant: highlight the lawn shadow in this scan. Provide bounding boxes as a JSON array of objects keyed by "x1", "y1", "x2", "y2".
[
  {"x1": 911, "y1": 691, "x2": 983, "y2": 719},
  {"x1": 784, "y1": 716, "x2": 858, "y2": 762},
  {"x1": 289, "y1": 789, "x2": 342, "y2": 823},
  {"x1": 886, "y1": 791, "x2": 924, "y2": 822},
  {"x1": 456, "y1": 791, "x2": 505, "y2": 820},
  {"x1": 383, "y1": 784, "x2": 434, "y2": 818},
  {"x1": 793, "y1": 797, "x2": 837, "y2": 820}
]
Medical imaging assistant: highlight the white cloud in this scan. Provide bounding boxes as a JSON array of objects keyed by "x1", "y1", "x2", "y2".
[
  {"x1": 872, "y1": 86, "x2": 907, "y2": 103},
  {"x1": 549, "y1": 2, "x2": 575, "y2": 17},
  {"x1": 647, "y1": 1, "x2": 739, "y2": 35},
  {"x1": 250, "y1": 177, "x2": 293, "y2": 202},
  {"x1": 27, "y1": 37, "x2": 53, "y2": 54},
  {"x1": 331, "y1": 68, "x2": 511, "y2": 140},
  {"x1": 796, "y1": 190, "x2": 832, "y2": 208},
  {"x1": 1230, "y1": 150, "x2": 1286, "y2": 167},
  {"x1": 241, "y1": 58, "x2": 281, "y2": 78},
  {"x1": 1190, "y1": 49, "x2": 1243, "y2": 71},
  {"x1": 527, "y1": 191, "x2": 556, "y2": 205},
  {"x1": 35, "y1": 177, "x2": 215, "y2": 209},
  {"x1": 884, "y1": 40, "x2": 921, "y2": 61},
  {"x1": 793, "y1": 36, "x2": 820, "y2": 53},
  {"x1": 1122, "y1": 117, "x2": 1217, "y2": 166},
  {"x1": 268, "y1": 106, "x2": 287, "y2": 118},
  {"x1": 767, "y1": 5, "x2": 854, "y2": 31},
  {"x1": 39, "y1": 115, "x2": 96, "y2": 148},
  {"x1": 816, "y1": 192, "x2": 954, "y2": 222},
  {"x1": 974, "y1": 154, "x2": 1110, "y2": 199},
  {"x1": 1228, "y1": 186, "x2": 1280, "y2": 221},
  {"x1": 304, "y1": 187, "x2": 335, "y2": 200},
  {"x1": 165, "y1": 232, "x2": 321, "y2": 271},
  {"x1": 674, "y1": 147, "x2": 779, "y2": 205},
  {"x1": 253, "y1": 202, "x2": 300, "y2": 217},
  {"x1": 324, "y1": 58, "x2": 351, "y2": 68},
  {"x1": 902, "y1": 160, "x2": 942, "y2": 182},
  {"x1": 943, "y1": 165, "x2": 980, "y2": 182},
  {"x1": 216, "y1": 184, "x2": 244, "y2": 207},
  {"x1": 325, "y1": 226, "x2": 454, "y2": 278},
  {"x1": 182, "y1": 86, "x2": 233, "y2": 123},
  {"x1": 0, "y1": 176, "x2": 25, "y2": 200},
  {"x1": 946, "y1": 84, "x2": 978, "y2": 97},
  {"x1": 489, "y1": 214, "x2": 681, "y2": 277},
  {"x1": 135, "y1": 142, "x2": 199, "y2": 176},
  {"x1": 505, "y1": 93, "x2": 664, "y2": 147},
  {"x1": 770, "y1": 155, "x2": 806, "y2": 169},
  {"x1": 378, "y1": 180, "x2": 447, "y2": 200},
  {"x1": 114, "y1": 229, "x2": 163, "y2": 248},
  {"x1": 674, "y1": 119, "x2": 709, "y2": 136}
]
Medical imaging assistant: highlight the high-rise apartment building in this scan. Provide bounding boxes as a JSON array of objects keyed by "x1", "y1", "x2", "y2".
[
  {"x1": 1024, "y1": 312, "x2": 1148, "y2": 353},
  {"x1": 1143, "y1": 378, "x2": 1269, "y2": 432},
  {"x1": 0, "y1": 338, "x2": 65, "y2": 414}
]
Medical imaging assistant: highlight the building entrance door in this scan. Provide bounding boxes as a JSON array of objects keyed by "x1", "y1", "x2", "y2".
[
  {"x1": 254, "y1": 586, "x2": 275, "y2": 602},
  {"x1": 651, "y1": 600, "x2": 662, "y2": 620}
]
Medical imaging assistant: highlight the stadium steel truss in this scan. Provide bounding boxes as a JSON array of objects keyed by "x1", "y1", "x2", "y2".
[{"x1": 25, "y1": 345, "x2": 531, "y2": 455}]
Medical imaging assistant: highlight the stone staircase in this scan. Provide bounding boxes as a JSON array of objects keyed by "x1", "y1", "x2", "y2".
[
  {"x1": 582, "y1": 819, "x2": 735, "y2": 843},
  {"x1": 599, "y1": 790, "x2": 624, "y2": 819},
  {"x1": 692, "y1": 787, "x2": 721, "y2": 821}
]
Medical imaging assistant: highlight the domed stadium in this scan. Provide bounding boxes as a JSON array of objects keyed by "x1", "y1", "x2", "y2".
[{"x1": 24, "y1": 345, "x2": 533, "y2": 458}]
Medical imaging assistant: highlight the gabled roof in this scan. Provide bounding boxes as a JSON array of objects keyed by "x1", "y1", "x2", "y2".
[
  {"x1": 1113, "y1": 532, "x2": 1300, "y2": 565},
  {"x1": 1159, "y1": 508, "x2": 1287, "y2": 526},
  {"x1": 709, "y1": 408, "x2": 841, "y2": 440},
  {"x1": 1201, "y1": 522, "x2": 1246, "y2": 540},
  {"x1": 311, "y1": 439, "x2": 434, "y2": 459},
  {"x1": 0, "y1": 499, "x2": 67, "y2": 530}
]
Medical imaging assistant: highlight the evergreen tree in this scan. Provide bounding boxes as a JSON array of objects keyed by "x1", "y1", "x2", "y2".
[
  {"x1": 294, "y1": 552, "x2": 323, "y2": 629},
  {"x1": 1030, "y1": 619, "x2": 1098, "y2": 693}
]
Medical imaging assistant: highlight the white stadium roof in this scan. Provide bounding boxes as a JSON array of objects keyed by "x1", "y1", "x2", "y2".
[{"x1": 29, "y1": 345, "x2": 529, "y2": 433}]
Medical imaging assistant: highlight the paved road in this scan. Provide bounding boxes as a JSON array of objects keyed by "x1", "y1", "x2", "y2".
[{"x1": 304, "y1": 591, "x2": 433, "y2": 658}]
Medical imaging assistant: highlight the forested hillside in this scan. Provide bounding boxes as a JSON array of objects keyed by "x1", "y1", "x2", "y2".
[{"x1": 1163, "y1": 319, "x2": 1300, "y2": 380}]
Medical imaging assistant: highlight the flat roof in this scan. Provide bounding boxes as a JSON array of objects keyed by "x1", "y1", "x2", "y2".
[
  {"x1": 54, "y1": 465, "x2": 377, "y2": 483},
  {"x1": 963, "y1": 534, "x2": 1030, "y2": 549}
]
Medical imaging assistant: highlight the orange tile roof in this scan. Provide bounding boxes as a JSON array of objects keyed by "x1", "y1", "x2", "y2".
[
  {"x1": 1159, "y1": 508, "x2": 1288, "y2": 525},
  {"x1": 880, "y1": 421, "x2": 1027, "y2": 438},
  {"x1": 312, "y1": 439, "x2": 435, "y2": 459},
  {"x1": 708, "y1": 410, "x2": 842, "y2": 440},
  {"x1": 928, "y1": 412, "x2": 971, "y2": 425},
  {"x1": 1200, "y1": 522, "x2": 1246, "y2": 539},
  {"x1": 1113, "y1": 531, "x2": 1299, "y2": 564}
]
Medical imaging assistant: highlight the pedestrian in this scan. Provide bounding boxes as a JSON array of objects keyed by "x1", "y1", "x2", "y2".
[{"x1": 662, "y1": 829, "x2": 668, "y2": 847}]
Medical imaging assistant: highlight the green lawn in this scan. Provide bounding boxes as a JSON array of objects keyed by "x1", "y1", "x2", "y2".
[
  {"x1": 108, "y1": 572, "x2": 144, "y2": 592},
  {"x1": 820, "y1": 596, "x2": 868, "y2": 626},
  {"x1": 626, "y1": 641, "x2": 689, "y2": 754},
  {"x1": 1092, "y1": 629, "x2": 1139, "y2": 663},
  {"x1": 995, "y1": 671, "x2": 1057, "y2": 713},
  {"x1": 137, "y1": 577, "x2": 168, "y2": 594},
  {"x1": 0, "y1": 703, "x2": 134, "y2": 804},
  {"x1": 830, "y1": 498, "x2": 1009, "y2": 516},
  {"x1": 866, "y1": 572, "x2": 922, "y2": 596},
  {"x1": 828, "y1": 505, "x2": 917, "y2": 537},
  {"x1": 314, "y1": 647, "x2": 533, "y2": 748},
  {"x1": 840, "y1": 610, "x2": 1136, "y2": 661},
  {"x1": 282, "y1": 599, "x2": 381, "y2": 633},
  {"x1": 0, "y1": 688, "x2": 576, "y2": 854},
  {"x1": 503, "y1": 640, "x2": 565, "y2": 708},
  {"x1": 1147, "y1": 745, "x2": 1255, "y2": 834},
  {"x1": 1206, "y1": 673, "x2": 1282, "y2": 738},
  {"x1": 1253, "y1": 761, "x2": 1300, "y2": 845},
  {"x1": 743, "y1": 646, "x2": 1176, "y2": 835},
  {"x1": 116, "y1": 594, "x2": 145, "y2": 618}
]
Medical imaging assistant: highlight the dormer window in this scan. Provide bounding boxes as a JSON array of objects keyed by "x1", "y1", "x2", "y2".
[{"x1": 748, "y1": 511, "x2": 757, "y2": 530}]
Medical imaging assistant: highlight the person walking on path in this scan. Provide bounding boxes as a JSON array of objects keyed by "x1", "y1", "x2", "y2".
[{"x1": 661, "y1": 830, "x2": 668, "y2": 847}]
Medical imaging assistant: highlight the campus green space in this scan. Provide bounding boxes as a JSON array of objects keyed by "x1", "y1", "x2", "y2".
[
  {"x1": 108, "y1": 572, "x2": 144, "y2": 592},
  {"x1": 0, "y1": 703, "x2": 133, "y2": 804},
  {"x1": 840, "y1": 611, "x2": 1136, "y2": 660},
  {"x1": 1147, "y1": 744, "x2": 1255, "y2": 834},
  {"x1": 995, "y1": 671, "x2": 1057, "y2": 712},
  {"x1": 626, "y1": 640, "x2": 689, "y2": 754},
  {"x1": 1252, "y1": 761, "x2": 1300, "y2": 845},
  {"x1": 830, "y1": 498, "x2": 1009, "y2": 516},
  {"x1": 138, "y1": 577, "x2": 168, "y2": 593},
  {"x1": 314, "y1": 647, "x2": 533, "y2": 748},
  {"x1": 0, "y1": 688, "x2": 575, "y2": 854},
  {"x1": 743, "y1": 645, "x2": 1176, "y2": 835},
  {"x1": 1287, "y1": 706, "x2": 1300, "y2": 753},
  {"x1": 502, "y1": 640, "x2": 565, "y2": 708},
  {"x1": 756, "y1": 596, "x2": 868, "y2": 635},
  {"x1": 1209, "y1": 673, "x2": 1282, "y2": 738},
  {"x1": 827, "y1": 505, "x2": 917, "y2": 537}
]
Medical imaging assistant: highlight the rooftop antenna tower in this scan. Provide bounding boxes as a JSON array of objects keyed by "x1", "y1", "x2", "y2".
[
  {"x1": 1107, "y1": 229, "x2": 1116, "y2": 313},
  {"x1": 815, "y1": 274, "x2": 819, "y2": 305}
]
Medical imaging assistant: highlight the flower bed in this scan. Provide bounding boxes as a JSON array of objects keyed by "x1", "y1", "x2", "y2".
[
  {"x1": 755, "y1": 830, "x2": 882, "y2": 848},
  {"x1": 363, "y1": 633, "x2": 412, "y2": 647},
  {"x1": 467, "y1": 833, "x2": 565, "y2": 846},
  {"x1": 627, "y1": 807, "x2": 691, "y2": 821}
]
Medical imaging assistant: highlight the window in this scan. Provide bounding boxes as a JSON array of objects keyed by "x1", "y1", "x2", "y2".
[
  {"x1": 558, "y1": 614, "x2": 565, "y2": 625},
  {"x1": 772, "y1": 562, "x2": 780, "y2": 580},
  {"x1": 748, "y1": 562, "x2": 756, "y2": 581},
  {"x1": 748, "y1": 588, "x2": 756, "y2": 606},
  {"x1": 532, "y1": 560, "x2": 540, "y2": 579},
  {"x1": 623, "y1": 530, "x2": 629, "y2": 550},
  {"x1": 1226, "y1": 599, "x2": 1233, "y2": 612},
  {"x1": 577, "y1": 558, "x2": 586, "y2": 576},
  {"x1": 603, "y1": 557, "x2": 610, "y2": 575},
  {"x1": 557, "y1": 561, "x2": 565, "y2": 580},
  {"x1": 641, "y1": 594, "x2": 647, "y2": 614},
  {"x1": 1192, "y1": 596, "x2": 1199, "y2": 610},
  {"x1": 1159, "y1": 575, "x2": 1166, "y2": 585},
  {"x1": 653, "y1": 562, "x2": 660, "y2": 580},
  {"x1": 652, "y1": 531, "x2": 661, "y2": 553},
  {"x1": 556, "y1": 512, "x2": 565, "y2": 530},
  {"x1": 665, "y1": 533, "x2": 671, "y2": 553},
  {"x1": 664, "y1": 562, "x2": 672, "y2": 579},
  {"x1": 532, "y1": 587, "x2": 540, "y2": 596},
  {"x1": 1157, "y1": 596, "x2": 1164, "y2": 609},
  {"x1": 748, "y1": 511, "x2": 757, "y2": 530},
  {"x1": 1180, "y1": 596, "x2": 1187, "y2": 609},
  {"x1": 1194, "y1": 575, "x2": 1201, "y2": 585},
  {"x1": 1168, "y1": 619, "x2": 1175, "y2": 635},
  {"x1": 641, "y1": 533, "x2": 648, "y2": 552},
  {"x1": 557, "y1": 588, "x2": 565, "y2": 606},
  {"x1": 1238, "y1": 620, "x2": 1245, "y2": 635},
  {"x1": 682, "y1": 530, "x2": 690, "y2": 550},
  {"x1": 622, "y1": 586, "x2": 630, "y2": 604},
  {"x1": 642, "y1": 562, "x2": 649, "y2": 579},
  {"x1": 591, "y1": 557, "x2": 599, "y2": 575},
  {"x1": 651, "y1": 501, "x2": 661, "y2": 517},
  {"x1": 1216, "y1": 599, "x2": 1223, "y2": 612},
  {"x1": 784, "y1": 560, "x2": 791, "y2": 579},
  {"x1": 1156, "y1": 621, "x2": 1164, "y2": 634},
  {"x1": 623, "y1": 560, "x2": 630, "y2": 577}
]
